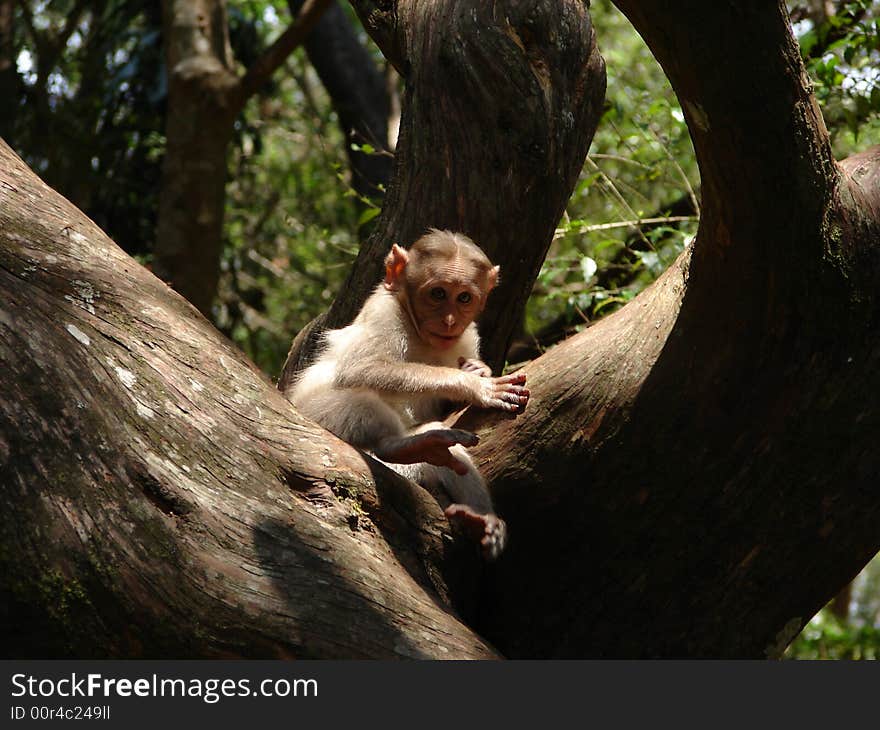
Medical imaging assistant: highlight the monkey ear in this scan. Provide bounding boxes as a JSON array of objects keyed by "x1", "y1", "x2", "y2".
[
  {"x1": 384, "y1": 244, "x2": 409, "y2": 290},
  {"x1": 486, "y1": 265, "x2": 501, "y2": 292}
]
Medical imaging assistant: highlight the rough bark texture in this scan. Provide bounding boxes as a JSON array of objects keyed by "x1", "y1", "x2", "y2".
[
  {"x1": 279, "y1": 0, "x2": 606, "y2": 379},
  {"x1": 0, "y1": 139, "x2": 496, "y2": 658},
  {"x1": 458, "y1": 1, "x2": 880, "y2": 657}
]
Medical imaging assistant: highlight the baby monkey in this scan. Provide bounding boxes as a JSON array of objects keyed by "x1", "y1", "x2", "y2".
[{"x1": 285, "y1": 229, "x2": 529, "y2": 559}]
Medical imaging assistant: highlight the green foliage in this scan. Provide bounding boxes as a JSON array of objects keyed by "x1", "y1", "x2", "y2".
[
  {"x1": 786, "y1": 610, "x2": 880, "y2": 659},
  {"x1": 3, "y1": 0, "x2": 166, "y2": 255},
  {"x1": 219, "y1": 45, "x2": 361, "y2": 374},
  {"x1": 786, "y1": 552, "x2": 880, "y2": 659},
  {"x1": 526, "y1": 0, "x2": 699, "y2": 344},
  {"x1": 795, "y1": 0, "x2": 880, "y2": 156}
]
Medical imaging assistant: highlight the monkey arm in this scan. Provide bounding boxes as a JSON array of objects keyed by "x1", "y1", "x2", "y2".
[
  {"x1": 334, "y1": 360, "x2": 528, "y2": 412},
  {"x1": 334, "y1": 359, "x2": 476, "y2": 399},
  {"x1": 458, "y1": 357, "x2": 492, "y2": 377}
]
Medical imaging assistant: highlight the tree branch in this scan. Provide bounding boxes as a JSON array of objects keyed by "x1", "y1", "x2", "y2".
[
  {"x1": 233, "y1": 0, "x2": 333, "y2": 112},
  {"x1": 451, "y1": 2, "x2": 880, "y2": 659},
  {"x1": 347, "y1": 0, "x2": 403, "y2": 73},
  {"x1": 611, "y1": 1, "x2": 837, "y2": 238},
  {"x1": 0, "y1": 138, "x2": 495, "y2": 658}
]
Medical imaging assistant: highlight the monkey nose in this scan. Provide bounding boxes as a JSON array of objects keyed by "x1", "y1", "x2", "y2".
[{"x1": 444, "y1": 314, "x2": 455, "y2": 328}]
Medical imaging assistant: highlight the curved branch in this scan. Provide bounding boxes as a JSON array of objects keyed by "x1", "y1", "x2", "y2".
[
  {"x1": 234, "y1": 0, "x2": 333, "y2": 112},
  {"x1": 0, "y1": 140, "x2": 494, "y2": 659},
  {"x1": 612, "y1": 1, "x2": 838, "y2": 257}
]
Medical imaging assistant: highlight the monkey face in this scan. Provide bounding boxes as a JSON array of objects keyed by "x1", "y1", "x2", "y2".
[
  {"x1": 410, "y1": 279, "x2": 483, "y2": 350},
  {"x1": 386, "y1": 231, "x2": 500, "y2": 351}
]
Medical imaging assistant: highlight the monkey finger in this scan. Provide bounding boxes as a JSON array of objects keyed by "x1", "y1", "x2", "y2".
[
  {"x1": 494, "y1": 372, "x2": 527, "y2": 385},
  {"x1": 497, "y1": 391, "x2": 530, "y2": 411},
  {"x1": 497, "y1": 384, "x2": 529, "y2": 396},
  {"x1": 488, "y1": 398, "x2": 520, "y2": 412},
  {"x1": 494, "y1": 386, "x2": 529, "y2": 400},
  {"x1": 444, "y1": 428, "x2": 480, "y2": 447}
]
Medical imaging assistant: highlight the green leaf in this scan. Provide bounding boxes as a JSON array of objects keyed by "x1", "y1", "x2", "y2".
[
  {"x1": 799, "y1": 29, "x2": 818, "y2": 57},
  {"x1": 357, "y1": 207, "x2": 380, "y2": 227}
]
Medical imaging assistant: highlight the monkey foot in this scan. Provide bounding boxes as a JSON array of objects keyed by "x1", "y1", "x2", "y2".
[
  {"x1": 375, "y1": 429, "x2": 478, "y2": 475},
  {"x1": 445, "y1": 504, "x2": 507, "y2": 561}
]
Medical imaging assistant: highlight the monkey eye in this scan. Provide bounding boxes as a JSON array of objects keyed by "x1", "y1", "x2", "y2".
[
  {"x1": 457, "y1": 292, "x2": 472, "y2": 304},
  {"x1": 429, "y1": 287, "x2": 446, "y2": 301}
]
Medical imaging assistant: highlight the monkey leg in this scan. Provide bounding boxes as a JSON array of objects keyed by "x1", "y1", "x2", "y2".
[
  {"x1": 374, "y1": 425, "x2": 479, "y2": 475},
  {"x1": 436, "y1": 444, "x2": 507, "y2": 560},
  {"x1": 445, "y1": 504, "x2": 507, "y2": 561},
  {"x1": 385, "y1": 446, "x2": 507, "y2": 560},
  {"x1": 304, "y1": 391, "x2": 477, "y2": 474},
  {"x1": 302, "y1": 389, "x2": 407, "y2": 447}
]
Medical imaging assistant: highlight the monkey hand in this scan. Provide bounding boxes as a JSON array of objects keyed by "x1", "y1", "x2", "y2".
[
  {"x1": 375, "y1": 429, "x2": 478, "y2": 475},
  {"x1": 473, "y1": 372, "x2": 529, "y2": 412},
  {"x1": 458, "y1": 357, "x2": 492, "y2": 377}
]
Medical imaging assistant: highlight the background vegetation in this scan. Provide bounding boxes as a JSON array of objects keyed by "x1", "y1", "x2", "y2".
[{"x1": 2, "y1": 0, "x2": 878, "y2": 657}]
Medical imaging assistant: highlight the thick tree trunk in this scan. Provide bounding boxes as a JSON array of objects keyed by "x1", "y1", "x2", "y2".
[
  {"x1": 459, "y1": 1, "x2": 880, "y2": 657},
  {"x1": 154, "y1": 0, "x2": 331, "y2": 317},
  {"x1": 153, "y1": 0, "x2": 239, "y2": 317},
  {"x1": 0, "y1": 139, "x2": 494, "y2": 658}
]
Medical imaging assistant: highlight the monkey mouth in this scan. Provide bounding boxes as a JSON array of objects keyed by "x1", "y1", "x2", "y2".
[{"x1": 428, "y1": 332, "x2": 461, "y2": 347}]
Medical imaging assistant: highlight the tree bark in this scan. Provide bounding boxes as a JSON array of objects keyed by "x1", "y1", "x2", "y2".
[
  {"x1": 0, "y1": 139, "x2": 494, "y2": 658},
  {"x1": 153, "y1": 0, "x2": 237, "y2": 318},
  {"x1": 458, "y1": 1, "x2": 880, "y2": 657}
]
